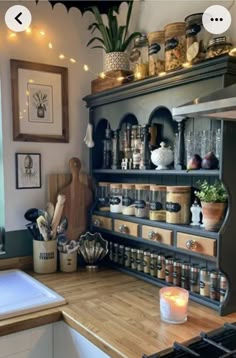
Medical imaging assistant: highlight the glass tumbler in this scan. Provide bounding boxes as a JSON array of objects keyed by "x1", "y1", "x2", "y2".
[{"x1": 185, "y1": 131, "x2": 194, "y2": 165}]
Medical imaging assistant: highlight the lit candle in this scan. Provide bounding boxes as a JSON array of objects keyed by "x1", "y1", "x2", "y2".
[{"x1": 160, "y1": 287, "x2": 189, "y2": 324}]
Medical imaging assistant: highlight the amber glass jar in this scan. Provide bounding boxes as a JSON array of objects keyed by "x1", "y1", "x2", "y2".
[
  {"x1": 164, "y1": 22, "x2": 186, "y2": 71},
  {"x1": 166, "y1": 186, "x2": 191, "y2": 224},
  {"x1": 147, "y1": 31, "x2": 165, "y2": 75}
]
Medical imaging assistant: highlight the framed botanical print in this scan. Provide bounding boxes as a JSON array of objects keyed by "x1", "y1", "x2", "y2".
[
  {"x1": 15, "y1": 153, "x2": 41, "y2": 189},
  {"x1": 11, "y1": 59, "x2": 69, "y2": 142}
]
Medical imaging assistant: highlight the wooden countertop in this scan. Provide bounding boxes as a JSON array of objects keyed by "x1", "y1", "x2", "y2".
[{"x1": 1, "y1": 268, "x2": 236, "y2": 358}]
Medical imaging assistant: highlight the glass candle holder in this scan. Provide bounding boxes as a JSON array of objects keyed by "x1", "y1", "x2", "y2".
[{"x1": 159, "y1": 286, "x2": 189, "y2": 324}]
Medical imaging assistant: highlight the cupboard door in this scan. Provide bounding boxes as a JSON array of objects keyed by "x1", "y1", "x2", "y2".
[
  {"x1": 177, "y1": 232, "x2": 216, "y2": 257},
  {"x1": 114, "y1": 220, "x2": 138, "y2": 237},
  {"x1": 92, "y1": 215, "x2": 112, "y2": 230},
  {"x1": 142, "y1": 225, "x2": 173, "y2": 246}
]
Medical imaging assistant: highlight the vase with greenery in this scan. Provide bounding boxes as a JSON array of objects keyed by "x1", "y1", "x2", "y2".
[
  {"x1": 195, "y1": 180, "x2": 228, "y2": 231},
  {"x1": 87, "y1": 1, "x2": 141, "y2": 73}
]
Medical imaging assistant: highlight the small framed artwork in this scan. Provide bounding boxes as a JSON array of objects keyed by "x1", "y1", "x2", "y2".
[
  {"x1": 15, "y1": 153, "x2": 41, "y2": 189},
  {"x1": 11, "y1": 59, "x2": 69, "y2": 143}
]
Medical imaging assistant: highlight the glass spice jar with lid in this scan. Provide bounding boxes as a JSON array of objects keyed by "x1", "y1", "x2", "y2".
[
  {"x1": 110, "y1": 183, "x2": 122, "y2": 213},
  {"x1": 134, "y1": 184, "x2": 149, "y2": 218},
  {"x1": 164, "y1": 22, "x2": 186, "y2": 71},
  {"x1": 149, "y1": 185, "x2": 166, "y2": 221},
  {"x1": 130, "y1": 34, "x2": 149, "y2": 80},
  {"x1": 97, "y1": 182, "x2": 110, "y2": 211},
  {"x1": 147, "y1": 31, "x2": 165, "y2": 75},
  {"x1": 122, "y1": 183, "x2": 135, "y2": 215},
  {"x1": 185, "y1": 13, "x2": 209, "y2": 64},
  {"x1": 166, "y1": 186, "x2": 191, "y2": 224},
  {"x1": 206, "y1": 36, "x2": 233, "y2": 59}
]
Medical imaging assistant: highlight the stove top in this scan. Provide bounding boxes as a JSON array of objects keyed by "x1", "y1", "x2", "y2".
[{"x1": 143, "y1": 323, "x2": 236, "y2": 358}]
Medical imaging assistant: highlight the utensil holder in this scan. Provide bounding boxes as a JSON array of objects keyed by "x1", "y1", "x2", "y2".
[
  {"x1": 59, "y1": 252, "x2": 77, "y2": 273},
  {"x1": 33, "y1": 239, "x2": 57, "y2": 274}
]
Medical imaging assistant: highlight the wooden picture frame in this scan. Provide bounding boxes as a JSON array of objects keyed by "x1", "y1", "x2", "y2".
[
  {"x1": 15, "y1": 153, "x2": 41, "y2": 189},
  {"x1": 11, "y1": 59, "x2": 69, "y2": 142}
]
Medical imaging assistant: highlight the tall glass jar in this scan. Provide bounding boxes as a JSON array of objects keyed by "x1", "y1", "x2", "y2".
[
  {"x1": 149, "y1": 185, "x2": 166, "y2": 221},
  {"x1": 97, "y1": 182, "x2": 110, "y2": 211},
  {"x1": 110, "y1": 183, "x2": 122, "y2": 213},
  {"x1": 130, "y1": 34, "x2": 149, "y2": 80},
  {"x1": 185, "y1": 13, "x2": 209, "y2": 64},
  {"x1": 134, "y1": 184, "x2": 149, "y2": 218},
  {"x1": 147, "y1": 31, "x2": 165, "y2": 75},
  {"x1": 164, "y1": 22, "x2": 186, "y2": 71},
  {"x1": 122, "y1": 183, "x2": 135, "y2": 215},
  {"x1": 166, "y1": 186, "x2": 191, "y2": 224}
]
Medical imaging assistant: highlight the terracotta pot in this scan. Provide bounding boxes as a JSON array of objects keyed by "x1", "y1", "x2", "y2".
[
  {"x1": 104, "y1": 52, "x2": 130, "y2": 72},
  {"x1": 201, "y1": 202, "x2": 227, "y2": 231}
]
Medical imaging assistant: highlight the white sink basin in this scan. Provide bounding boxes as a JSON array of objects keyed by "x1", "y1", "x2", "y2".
[{"x1": 0, "y1": 269, "x2": 66, "y2": 320}]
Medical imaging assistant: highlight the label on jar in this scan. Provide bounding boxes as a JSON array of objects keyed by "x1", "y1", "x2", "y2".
[
  {"x1": 135, "y1": 200, "x2": 146, "y2": 209},
  {"x1": 110, "y1": 197, "x2": 121, "y2": 205},
  {"x1": 122, "y1": 197, "x2": 134, "y2": 207},
  {"x1": 186, "y1": 23, "x2": 201, "y2": 37},
  {"x1": 148, "y1": 43, "x2": 161, "y2": 55},
  {"x1": 150, "y1": 201, "x2": 163, "y2": 211},
  {"x1": 200, "y1": 281, "x2": 205, "y2": 289},
  {"x1": 165, "y1": 37, "x2": 179, "y2": 51},
  {"x1": 166, "y1": 202, "x2": 181, "y2": 212},
  {"x1": 98, "y1": 197, "x2": 110, "y2": 207}
]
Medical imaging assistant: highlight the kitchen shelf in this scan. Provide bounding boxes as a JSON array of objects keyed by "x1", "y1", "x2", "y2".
[
  {"x1": 93, "y1": 169, "x2": 220, "y2": 177},
  {"x1": 93, "y1": 210, "x2": 219, "y2": 240},
  {"x1": 111, "y1": 264, "x2": 220, "y2": 312}
]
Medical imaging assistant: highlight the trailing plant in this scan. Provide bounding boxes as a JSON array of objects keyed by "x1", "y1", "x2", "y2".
[
  {"x1": 87, "y1": 1, "x2": 141, "y2": 53},
  {"x1": 195, "y1": 180, "x2": 228, "y2": 203}
]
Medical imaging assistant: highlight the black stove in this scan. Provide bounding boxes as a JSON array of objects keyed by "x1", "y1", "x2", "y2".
[{"x1": 143, "y1": 323, "x2": 236, "y2": 358}]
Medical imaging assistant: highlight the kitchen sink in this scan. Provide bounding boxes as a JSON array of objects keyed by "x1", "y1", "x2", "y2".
[{"x1": 0, "y1": 269, "x2": 66, "y2": 320}]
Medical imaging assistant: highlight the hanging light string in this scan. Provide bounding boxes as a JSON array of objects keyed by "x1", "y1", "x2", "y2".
[{"x1": 6, "y1": 24, "x2": 236, "y2": 83}]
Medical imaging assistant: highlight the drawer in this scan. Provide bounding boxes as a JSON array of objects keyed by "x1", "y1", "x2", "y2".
[
  {"x1": 176, "y1": 232, "x2": 216, "y2": 257},
  {"x1": 142, "y1": 225, "x2": 173, "y2": 246},
  {"x1": 114, "y1": 220, "x2": 138, "y2": 237},
  {"x1": 92, "y1": 215, "x2": 112, "y2": 230}
]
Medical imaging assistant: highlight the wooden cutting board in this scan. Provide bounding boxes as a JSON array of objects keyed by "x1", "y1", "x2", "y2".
[{"x1": 47, "y1": 158, "x2": 93, "y2": 240}]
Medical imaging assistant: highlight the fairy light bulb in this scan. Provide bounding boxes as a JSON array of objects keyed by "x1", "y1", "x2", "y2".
[
  {"x1": 158, "y1": 71, "x2": 166, "y2": 76},
  {"x1": 25, "y1": 28, "x2": 32, "y2": 34},
  {"x1": 117, "y1": 76, "x2": 124, "y2": 82},
  {"x1": 182, "y1": 62, "x2": 191, "y2": 68},
  {"x1": 40, "y1": 30, "x2": 46, "y2": 36},
  {"x1": 9, "y1": 32, "x2": 16, "y2": 39},
  {"x1": 70, "y1": 58, "x2": 76, "y2": 63},
  {"x1": 59, "y1": 54, "x2": 65, "y2": 59},
  {"x1": 48, "y1": 42, "x2": 53, "y2": 49},
  {"x1": 100, "y1": 72, "x2": 106, "y2": 79},
  {"x1": 136, "y1": 72, "x2": 141, "y2": 79},
  {"x1": 83, "y1": 64, "x2": 89, "y2": 71}
]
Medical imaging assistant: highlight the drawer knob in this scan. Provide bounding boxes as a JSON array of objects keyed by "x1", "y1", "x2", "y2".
[
  {"x1": 148, "y1": 231, "x2": 159, "y2": 241},
  {"x1": 186, "y1": 239, "x2": 197, "y2": 250},
  {"x1": 119, "y1": 224, "x2": 128, "y2": 234},
  {"x1": 93, "y1": 219, "x2": 101, "y2": 227}
]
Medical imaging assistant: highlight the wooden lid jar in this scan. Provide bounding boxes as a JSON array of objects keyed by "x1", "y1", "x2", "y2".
[
  {"x1": 164, "y1": 22, "x2": 186, "y2": 72},
  {"x1": 166, "y1": 186, "x2": 191, "y2": 224}
]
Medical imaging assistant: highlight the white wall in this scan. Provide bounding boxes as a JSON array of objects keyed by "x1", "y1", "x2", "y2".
[{"x1": 0, "y1": 1, "x2": 102, "y2": 231}]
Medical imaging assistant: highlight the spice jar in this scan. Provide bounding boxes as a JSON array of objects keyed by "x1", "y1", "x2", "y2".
[
  {"x1": 165, "y1": 257, "x2": 174, "y2": 283},
  {"x1": 122, "y1": 184, "x2": 135, "y2": 215},
  {"x1": 149, "y1": 185, "x2": 166, "y2": 221},
  {"x1": 118, "y1": 244, "x2": 124, "y2": 265},
  {"x1": 130, "y1": 34, "x2": 149, "y2": 80},
  {"x1": 109, "y1": 241, "x2": 113, "y2": 262},
  {"x1": 190, "y1": 265, "x2": 200, "y2": 294},
  {"x1": 110, "y1": 184, "x2": 122, "y2": 213},
  {"x1": 173, "y1": 260, "x2": 182, "y2": 286},
  {"x1": 220, "y1": 273, "x2": 228, "y2": 303},
  {"x1": 181, "y1": 262, "x2": 190, "y2": 290},
  {"x1": 210, "y1": 270, "x2": 219, "y2": 301},
  {"x1": 147, "y1": 31, "x2": 165, "y2": 75},
  {"x1": 164, "y1": 22, "x2": 186, "y2": 71},
  {"x1": 143, "y1": 251, "x2": 151, "y2": 274},
  {"x1": 166, "y1": 186, "x2": 191, "y2": 224},
  {"x1": 200, "y1": 268, "x2": 210, "y2": 297},
  {"x1": 97, "y1": 182, "x2": 110, "y2": 211},
  {"x1": 185, "y1": 13, "x2": 209, "y2": 64},
  {"x1": 131, "y1": 248, "x2": 137, "y2": 270},
  {"x1": 113, "y1": 243, "x2": 119, "y2": 263},
  {"x1": 137, "y1": 249, "x2": 144, "y2": 272},
  {"x1": 157, "y1": 254, "x2": 165, "y2": 280},
  {"x1": 124, "y1": 247, "x2": 131, "y2": 268},
  {"x1": 135, "y1": 184, "x2": 149, "y2": 218},
  {"x1": 207, "y1": 36, "x2": 233, "y2": 59},
  {"x1": 150, "y1": 253, "x2": 157, "y2": 277}
]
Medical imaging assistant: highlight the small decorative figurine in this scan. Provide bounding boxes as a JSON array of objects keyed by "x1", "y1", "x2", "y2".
[
  {"x1": 190, "y1": 199, "x2": 202, "y2": 226},
  {"x1": 121, "y1": 158, "x2": 128, "y2": 170},
  {"x1": 150, "y1": 142, "x2": 174, "y2": 170}
]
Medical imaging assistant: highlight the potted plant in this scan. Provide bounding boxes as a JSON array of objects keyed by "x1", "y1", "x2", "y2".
[
  {"x1": 195, "y1": 180, "x2": 228, "y2": 231},
  {"x1": 32, "y1": 90, "x2": 48, "y2": 118},
  {"x1": 87, "y1": 1, "x2": 141, "y2": 73}
]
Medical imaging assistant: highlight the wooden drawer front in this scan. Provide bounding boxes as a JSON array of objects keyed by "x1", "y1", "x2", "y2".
[
  {"x1": 114, "y1": 220, "x2": 138, "y2": 237},
  {"x1": 92, "y1": 215, "x2": 112, "y2": 230},
  {"x1": 142, "y1": 225, "x2": 173, "y2": 246},
  {"x1": 177, "y1": 232, "x2": 216, "y2": 257}
]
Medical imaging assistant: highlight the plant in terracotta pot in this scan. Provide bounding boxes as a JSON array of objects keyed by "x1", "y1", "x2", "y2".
[
  {"x1": 87, "y1": 1, "x2": 141, "y2": 73},
  {"x1": 195, "y1": 180, "x2": 228, "y2": 231}
]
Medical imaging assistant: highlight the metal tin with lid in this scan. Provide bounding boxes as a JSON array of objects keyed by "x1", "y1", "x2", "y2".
[
  {"x1": 150, "y1": 253, "x2": 157, "y2": 276},
  {"x1": 157, "y1": 254, "x2": 166, "y2": 280},
  {"x1": 190, "y1": 265, "x2": 200, "y2": 293},
  {"x1": 200, "y1": 268, "x2": 210, "y2": 297},
  {"x1": 210, "y1": 270, "x2": 219, "y2": 300},
  {"x1": 124, "y1": 247, "x2": 131, "y2": 268},
  {"x1": 181, "y1": 262, "x2": 190, "y2": 290},
  {"x1": 165, "y1": 257, "x2": 174, "y2": 283},
  {"x1": 131, "y1": 248, "x2": 137, "y2": 270},
  {"x1": 143, "y1": 251, "x2": 151, "y2": 274},
  {"x1": 136, "y1": 249, "x2": 144, "y2": 272},
  {"x1": 166, "y1": 186, "x2": 191, "y2": 224},
  {"x1": 173, "y1": 260, "x2": 182, "y2": 286}
]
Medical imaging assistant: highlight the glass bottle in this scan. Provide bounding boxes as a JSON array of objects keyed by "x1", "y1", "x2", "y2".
[
  {"x1": 102, "y1": 123, "x2": 112, "y2": 169},
  {"x1": 111, "y1": 130, "x2": 120, "y2": 170},
  {"x1": 215, "y1": 128, "x2": 221, "y2": 162},
  {"x1": 130, "y1": 34, "x2": 149, "y2": 80},
  {"x1": 132, "y1": 125, "x2": 141, "y2": 169}
]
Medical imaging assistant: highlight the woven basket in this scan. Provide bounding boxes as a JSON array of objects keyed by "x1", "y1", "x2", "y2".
[{"x1": 104, "y1": 52, "x2": 130, "y2": 73}]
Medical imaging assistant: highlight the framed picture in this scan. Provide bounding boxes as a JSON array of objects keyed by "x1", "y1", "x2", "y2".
[
  {"x1": 15, "y1": 153, "x2": 41, "y2": 189},
  {"x1": 11, "y1": 59, "x2": 69, "y2": 142}
]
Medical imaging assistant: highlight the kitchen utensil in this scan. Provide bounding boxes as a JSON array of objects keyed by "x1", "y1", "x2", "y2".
[
  {"x1": 59, "y1": 158, "x2": 93, "y2": 240},
  {"x1": 57, "y1": 216, "x2": 68, "y2": 235},
  {"x1": 51, "y1": 194, "x2": 66, "y2": 239},
  {"x1": 45, "y1": 202, "x2": 54, "y2": 225},
  {"x1": 26, "y1": 222, "x2": 40, "y2": 240},
  {"x1": 36, "y1": 215, "x2": 52, "y2": 241},
  {"x1": 24, "y1": 208, "x2": 44, "y2": 222}
]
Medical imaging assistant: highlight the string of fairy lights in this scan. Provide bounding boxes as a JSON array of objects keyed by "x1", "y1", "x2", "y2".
[{"x1": 5, "y1": 24, "x2": 236, "y2": 83}]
